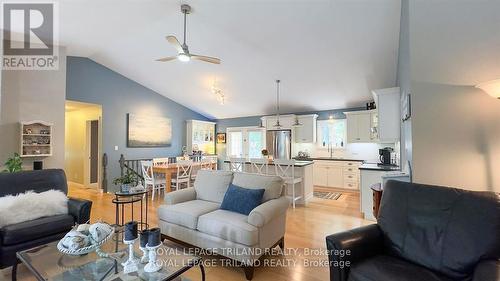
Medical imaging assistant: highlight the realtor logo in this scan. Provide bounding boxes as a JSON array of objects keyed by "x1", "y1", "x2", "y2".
[{"x1": 2, "y1": 2, "x2": 59, "y2": 70}]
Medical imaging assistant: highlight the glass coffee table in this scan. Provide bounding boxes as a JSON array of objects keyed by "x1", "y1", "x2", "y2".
[{"x1": 16, "y1": 235, "x2": 205, "y2": 281}]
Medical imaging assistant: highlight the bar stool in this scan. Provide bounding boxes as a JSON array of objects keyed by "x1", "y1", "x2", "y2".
[
  {"x1": 229, "y1": 157, "x2": 246, "y2": 172},
  {"x1": 249, "y1": 158, "x2": 268, "y2": 175},
  {"x1": 274, "y1": 159, "x2": 302, "y2": 208}
]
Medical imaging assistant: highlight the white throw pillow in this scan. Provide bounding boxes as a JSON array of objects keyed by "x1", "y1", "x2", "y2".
[{"x1": 0, "y1": 189, "x2": 69, "y2": 228}]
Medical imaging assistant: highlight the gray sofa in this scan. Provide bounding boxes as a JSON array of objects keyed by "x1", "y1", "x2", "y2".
[{"x1": 158, "y1": 170, "x2": 289, "y2": 280}]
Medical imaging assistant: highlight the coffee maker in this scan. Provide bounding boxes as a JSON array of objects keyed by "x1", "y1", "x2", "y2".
[{"x1": 379, "y1": 147, "x2": 394, "y2": 166}]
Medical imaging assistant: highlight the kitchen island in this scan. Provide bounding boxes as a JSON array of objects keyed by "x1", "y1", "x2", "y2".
[{"x1": 223, "y1": 160, "x2": 314, "y2": 205}]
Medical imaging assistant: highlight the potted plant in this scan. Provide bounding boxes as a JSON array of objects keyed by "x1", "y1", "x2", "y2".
[
  {"x1": 3, "y1": 153, "x2": 23, "y2": 173},
  {"x1": 113, "y1": 173, "x2": 138, "y2": 193},
  {"x1": 261, "y1": 149, "x2": 269, "y2": 161}
]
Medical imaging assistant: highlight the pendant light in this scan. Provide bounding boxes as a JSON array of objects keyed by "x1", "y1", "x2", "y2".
[
  {"x1": 257, "y1": 119, "x2": 266, "y2": 128},
  {"x1": 292, "y1": 116, "x2": 303, "y2": 127},
  {"x1": 273, "y1": 80, "x2": 282, "y2": 128}
]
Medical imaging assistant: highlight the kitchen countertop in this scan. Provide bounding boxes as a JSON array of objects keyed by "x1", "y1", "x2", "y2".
[
  {"x1": 293, "y1": 157, "x2": 364, "y2": 162},
  {"x1": 359, "y1": 163, "x2": 401, "y2": 171},
  {"x1": 223, "y1": 160, "x2": 314, "y2": 167}
]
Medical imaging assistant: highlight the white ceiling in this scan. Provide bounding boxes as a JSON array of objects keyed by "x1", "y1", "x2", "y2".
[{"x1": 58, "y1": 0, "x2": 401, "y2": 119}]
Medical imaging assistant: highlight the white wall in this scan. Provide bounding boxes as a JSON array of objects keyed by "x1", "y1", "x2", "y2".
[
  {"x1": 412, "y1": 82, "x2": 500, "y2": 191},
  {"x1": 410, "y1": 1, "x2": 500, "y2": 192},
  {"x1": 0, "y1": 47, "x2": 67, "y2": 170}
]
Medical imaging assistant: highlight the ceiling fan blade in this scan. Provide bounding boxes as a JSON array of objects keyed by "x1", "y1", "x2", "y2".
[
  {"x1": 166, "y1": 36, "x2": 183, "y2": 53},
  {"x1": 156, "y1": 56, "x2": 177, "y2": 62},
  {"x1": 191, "y1": 55, "x2": 221, "y2": 64}
]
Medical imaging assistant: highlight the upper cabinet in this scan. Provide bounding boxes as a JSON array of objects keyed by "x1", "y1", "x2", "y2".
[
  {"x1": 345, "y1": 110, "x2": 376, "y2": 143},
  {"x1": 262, "y1": 115, "x2": 294, "y2": 130},
  {"x1": 262, "y1": 114, "x2": 317, "y2": 143},
  {"x1": 186, "y1": 120, "x2": 216, "y2": 154},
  {"x1": 294, "y1": 114, "x2": 317, "y2": 143},
  {"x1": 372, "y1": 87, "x2": 400, "y2": 143},
  {"x1": 345, "y1": 87, "x2": 401, "y2": 144}
]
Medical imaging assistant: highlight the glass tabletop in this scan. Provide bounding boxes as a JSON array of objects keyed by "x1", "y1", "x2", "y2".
[
  {"x1": 114, "y1": 190, "x2": 148, "y2": 197},
  {"x1": 17, "y1": 233, "x2": 202, "y2": 281}
]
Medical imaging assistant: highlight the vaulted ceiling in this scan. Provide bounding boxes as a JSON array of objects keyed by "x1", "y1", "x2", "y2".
[{"x1": 59, "y1": 0, "x2": 401, "y2": 119}]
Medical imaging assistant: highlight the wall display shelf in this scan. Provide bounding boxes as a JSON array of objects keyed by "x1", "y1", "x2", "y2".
[{"x1": 20, "y1": 121, "x2": 53, "y2": 157}]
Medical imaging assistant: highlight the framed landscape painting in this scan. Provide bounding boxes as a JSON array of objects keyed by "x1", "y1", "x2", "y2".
[{"x1": 127, "y1": 114, "x2": 172, "y2": 147}]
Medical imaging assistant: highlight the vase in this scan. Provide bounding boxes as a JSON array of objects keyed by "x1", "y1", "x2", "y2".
[{"x1": 121, "y1": 184, "x2": 132, "y2": 193}]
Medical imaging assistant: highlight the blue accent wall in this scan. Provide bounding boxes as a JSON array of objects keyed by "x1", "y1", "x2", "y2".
[{"x1": 66, "y1": 56, "x2": 211, "y2": 191}]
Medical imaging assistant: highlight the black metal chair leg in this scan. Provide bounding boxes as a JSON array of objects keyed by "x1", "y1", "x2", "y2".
[
  {"x1": 11, "y1": 263, "x2": 17, "y2": 281},
  {"x1": 199, "y1": 263, "x2": 206, "y2": 281}
]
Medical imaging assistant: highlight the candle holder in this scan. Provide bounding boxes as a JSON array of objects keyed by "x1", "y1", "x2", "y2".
[
  {"x1": 139, "y1": 246, "x2": 149, "y2": 264},
  {"x1": 143, "y1": 243, "x2": 162, "y2": 273},
  {"x1": 121, "y1": 238, "x2": 139, "y2": 274}
]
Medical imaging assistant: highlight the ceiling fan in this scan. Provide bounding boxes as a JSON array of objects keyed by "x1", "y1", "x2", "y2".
[{"x1": 156, "y1": 4, "x2": 221, "y2": 64}]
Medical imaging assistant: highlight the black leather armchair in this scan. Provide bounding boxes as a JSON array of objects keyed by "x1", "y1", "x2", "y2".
[
  {"x1": 326, "y1": 180, "x2": 500, "y2": 281},
  {"x1": 0, "y1": 169, "x2": 92, "y2": 274}
]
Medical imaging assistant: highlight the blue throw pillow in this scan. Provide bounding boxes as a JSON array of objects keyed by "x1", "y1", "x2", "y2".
[{"x1": 220, "y1": 184, "x2": 265, "y2": 215}]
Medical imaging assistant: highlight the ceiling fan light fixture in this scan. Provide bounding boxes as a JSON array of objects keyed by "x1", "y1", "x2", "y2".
[{"x1": 178, "y1": 53, "x2": 190, "y2": 62}]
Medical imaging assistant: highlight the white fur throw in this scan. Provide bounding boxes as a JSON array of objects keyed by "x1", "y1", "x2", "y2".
[{"x1": 0, "y1": 190, "x2": 68, "y2": 228}]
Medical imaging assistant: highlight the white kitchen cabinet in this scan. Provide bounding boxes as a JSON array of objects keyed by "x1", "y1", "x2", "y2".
[
  {"x1": 186, "y1": 120, "x2": 216, "y2": 154},
  {"x1": 372, "y1": 87, "x2": 400, "y2": 143},
  {"x1": 345, "y1": 110, "x2": 376, "y2": 143},
  {"x1": 262, "y1": 115, "x2": 294, "y2": 130},
  {"x1": 294, "y1": 114, "x2": 317, "y2": 143},
  {"x1": 313, "y1": 160, "x2": 361, "y2": 189},
  {"x1": 327, "y1": 165, "x2": 344, "y2": 187},
  {"x1": 313, "y1": 164, "x2": 329, "y2": 187}
]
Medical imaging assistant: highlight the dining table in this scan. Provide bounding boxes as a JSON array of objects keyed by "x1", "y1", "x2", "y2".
[{"x1": 153, "y1": 162, "x2": 216, "y2": 193}]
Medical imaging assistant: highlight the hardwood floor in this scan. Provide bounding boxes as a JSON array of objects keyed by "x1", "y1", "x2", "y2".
[{"x1": 1, "y1": 185, "x2": 371, "y2": 281}]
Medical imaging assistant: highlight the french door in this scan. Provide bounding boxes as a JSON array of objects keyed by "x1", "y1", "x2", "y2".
[{"x1": 226, "y1": 127, "x2": 266, "y2": 158}]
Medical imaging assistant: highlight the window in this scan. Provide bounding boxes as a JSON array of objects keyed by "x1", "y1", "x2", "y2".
[
  {"x1": 226, "y1": 127, "x2": 266, "y2": 158},
  {"x1": 317, "y1": 119, "x2": 346, "y2": 149},
  {"x1": 247, "y1": 130, "x2": 265, "y2": 158}
]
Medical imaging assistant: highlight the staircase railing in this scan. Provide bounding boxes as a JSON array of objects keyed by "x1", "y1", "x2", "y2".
[{"x1": 118, "y1": 154, "x2": 150, "y2": 183}]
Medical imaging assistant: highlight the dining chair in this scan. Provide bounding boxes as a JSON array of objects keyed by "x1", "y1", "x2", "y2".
[
  {"x1": 171, "y1": 160, "x2": 193, "y2": 190},
  {"x1": 141, "y1": 160, "x2": 166, "y2": 200},
  {"x1": 274, "y1": 159, "x2": 302, "y2": 208},
  {"x1": 229, "y1": 157, "x2": 246, "y2": 172},
  {"x1": 249, "y1": 158, "x2": 269, "y2": 175},
  {"x1": 191, "y1": 157, "x2": 214, "y2": 182},
  {"x1": 204, "y1": 156, "x2": 218, "y2": 170},
  {"x1": 152, "y1": 157, "x2": 169, "y2": 167}
]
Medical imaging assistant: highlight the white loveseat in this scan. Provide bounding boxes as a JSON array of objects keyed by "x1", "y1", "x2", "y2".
[{"x1": 158, "y1": 170, "x2": 290, "y2": 280}]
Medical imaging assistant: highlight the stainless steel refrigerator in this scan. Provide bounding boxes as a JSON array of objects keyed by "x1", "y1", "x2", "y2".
[{"x1": 266, "y1": 130, "x2": 291, "y2": 159}]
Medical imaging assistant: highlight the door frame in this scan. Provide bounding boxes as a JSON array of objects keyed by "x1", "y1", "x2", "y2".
[{"x1": 84, "y1": 118, "x2": 102, "y2": 189}]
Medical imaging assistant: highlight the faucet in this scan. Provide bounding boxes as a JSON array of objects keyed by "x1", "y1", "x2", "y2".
[{"x1": 328, "y1": 142, "x2": 334, "y2": 158}]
